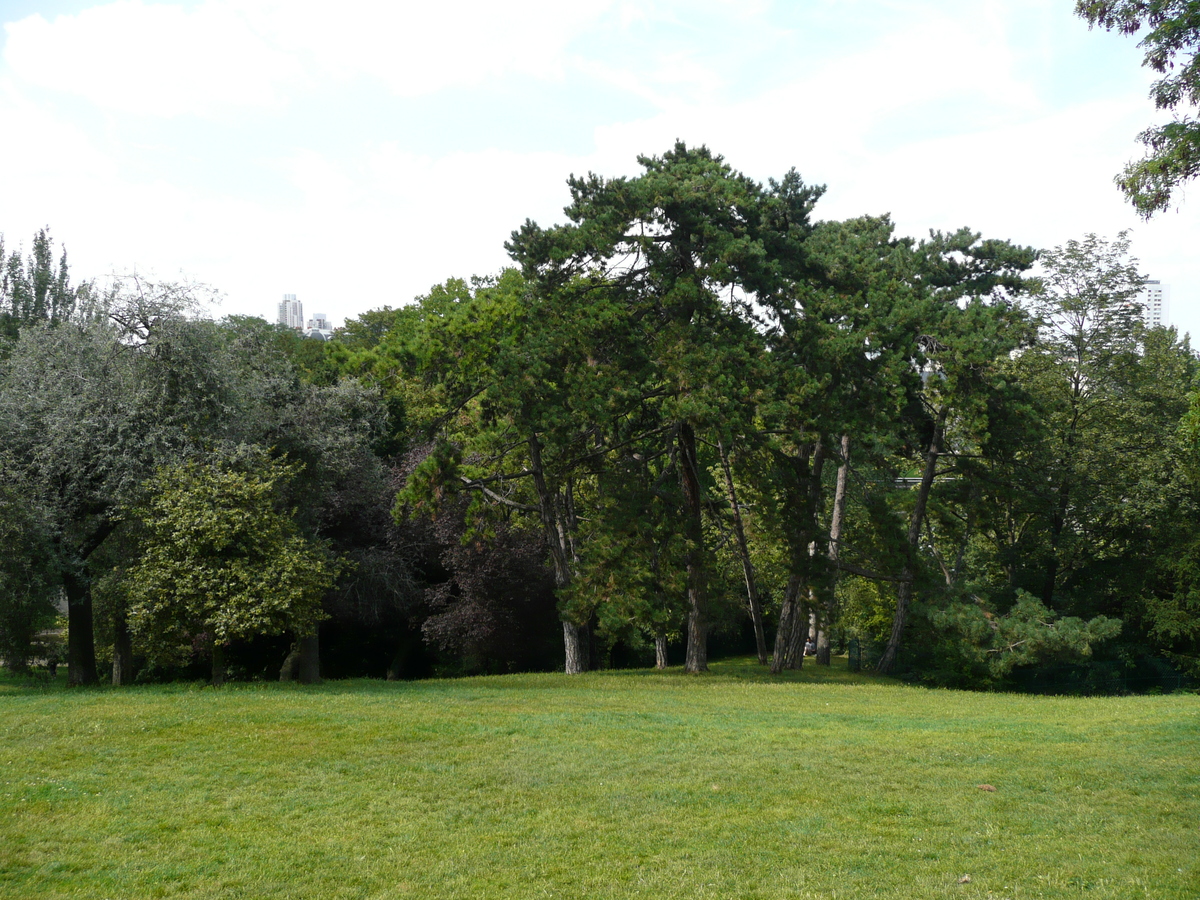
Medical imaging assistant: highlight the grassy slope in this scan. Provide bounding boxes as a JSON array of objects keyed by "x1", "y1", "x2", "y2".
[{"x1": 0, "y1": 659, "x2": 1197, "y2": 900}]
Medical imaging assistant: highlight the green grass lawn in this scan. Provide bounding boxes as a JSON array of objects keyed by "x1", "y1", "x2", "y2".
[{"x1": 1, "y1": 658, "x2": 1197, "y2": 899}]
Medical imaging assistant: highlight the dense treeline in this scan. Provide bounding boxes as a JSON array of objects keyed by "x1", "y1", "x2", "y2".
[{"x1": 2, "y1": 146, "x2": 1198, "y2": 691}]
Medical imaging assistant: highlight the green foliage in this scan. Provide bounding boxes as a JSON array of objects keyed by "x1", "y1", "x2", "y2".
[
  {"x1": 1144, "y1": 388, "x2": 1200, "y2": 674},
  {"x1": 0, "y1": 227, "x2": 94, "y2": 339},
  {"x1": 121, "y1": 448, "x2": 340, "y2": 665},
  {"x1": 0, "y1": 461, "x2": 60, "y2": 672},
  {"x1": 838, "y1": 576, "x2": 896, "y2": 643},
  {"x1": 1076, "y1": 0, "x2": 1200, "y2": 215},
  {"x1": 569, "y1": 455, "x2": 691, "y2": 644},
  {"x1": 937, "y1": 234, "x2": 1191, "y2": 655},
  {"x1": 932, "y1": 590, "x2": 1123, "y2": 679},
  {"x1": 6, "y1": 158, "x2": 1193, "y2": 689}
]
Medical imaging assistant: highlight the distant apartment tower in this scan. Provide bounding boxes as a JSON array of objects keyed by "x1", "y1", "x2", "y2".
[
  {"x1": 1139, "y1": 280, "x2": 1169, "y2": 329},
  {"x1": 278, "y1": 294, "x2": 304, "y2": 331}
]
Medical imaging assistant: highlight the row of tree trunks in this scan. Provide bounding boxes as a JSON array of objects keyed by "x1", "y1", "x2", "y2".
[
  {"x1": 768, "y1": 578, "x2": 816, "y2": 672},
  {"x1": 877, "y1": 407, "x2": 948, "y2": 676},
  {"x1": 110, "y1": 617, "x2": 323, "y2": 687},
  {"x1": 769, "y1": 441, "x2": 827, "y2": 672}
]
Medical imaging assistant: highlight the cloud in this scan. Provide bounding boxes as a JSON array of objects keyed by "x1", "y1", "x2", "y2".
[
  {"x1": 3, "y1": 0, "x2": 781, "y2": 118},
  {"x1": 4, "y1": 1, "x2": 299, "y2": 117},
  {"x1": 1, "y1": 0, "x2": 1196, "y2": 337},
  {"x1": 247, "y1": 0, "x2": 617, "y2": 97},
  {"x1": 3, "y1": 0, "x2": 628, "y2": 116}
]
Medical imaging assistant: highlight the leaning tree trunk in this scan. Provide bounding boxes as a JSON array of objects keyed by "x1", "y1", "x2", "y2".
[
  {"x1": 679, "y1": 423, "x2": 708, "y2": 674},
  {"x1": 111, "y1": 610, "x2": 134, "y2": 686},
  {"x1": 718, "y1": 439, "x2": 768, "y2": 666},
  {"x1": 877, "y1": 408, "x2": 947, "y2": 676},
  {"x1": 62, "y1": 570, "x2": 98, "y2": 687}
]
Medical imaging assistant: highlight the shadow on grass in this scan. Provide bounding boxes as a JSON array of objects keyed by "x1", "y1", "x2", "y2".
[
  {"x1": 704, "y1": 654, "x2": 894, "y2": 685},
  {"x1": 0, "y1": 654, "x2": 896, "y2": 697},
  {"x1": 0, "y1": 667, "x2": 67, "y2": 694}
]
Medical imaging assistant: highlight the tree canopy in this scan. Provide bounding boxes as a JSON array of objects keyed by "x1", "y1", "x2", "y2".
[
  {"x1": 1077, "y1": 0, "x2": 1200, "y2": 215},
  {"x1": 0, "y1": 144, "x2": 1192, "y2": 693},
  {"x1": 121, "y1": 449, "x2": 339, "y2": 685}
]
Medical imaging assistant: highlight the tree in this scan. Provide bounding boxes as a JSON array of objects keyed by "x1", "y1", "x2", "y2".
[
  {"x1": 122, "y1": 449, "x2": 338, "y2": 685},
  {"x1": 0, "y1": 278, "x2": 303, "y2": 684},
  {"x1": 393, "y1": 271, "x2": 610, "y2": 673},
  {"x1": 0, "y1": 228, "x2": 94, "y2": 338},
  {"x1": 930, "y1": 590, "x2": 1122, "y2": 681},
  {"x1": 0, "y1": 459, "x2": 60, "y2": 673},
  {"x1": 508, "y1": 142, "x2": 803, "y2": 673},
  {"x1": 874, "y1": 231, "x2": 1037, "y2": 675},
  {"x1": 910, "y1": 232, "x2": 1194, "y2": 685},
  {"x1": 1018, "y1": 233, "x2": 1149, "y2": 607},
  {"x1": 1076, "y1": 0, "x2": 1200, "y2": 216},
  {"x1": 752, "y1": 211, "x2": 1036, "y2": 675}
]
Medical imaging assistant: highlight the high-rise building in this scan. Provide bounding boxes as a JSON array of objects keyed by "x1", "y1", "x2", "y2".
[
  {"x1": 278, "y1": 294, "x2": 304, "y2": 330},
  {"x1": 1138, "y1": 280, "x2": 1169, "y2": 329}
]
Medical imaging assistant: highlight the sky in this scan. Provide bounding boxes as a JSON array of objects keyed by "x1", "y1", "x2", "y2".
[{"x1": 1, "y1": 0, "x2": 1197, "y2": 336}]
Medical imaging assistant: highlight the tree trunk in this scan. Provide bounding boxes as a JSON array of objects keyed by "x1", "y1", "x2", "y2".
[
  {"x1": 111, "y1": 611, "x2": 134, "y2": 686},
  {"x1": 829, "y1": 435, "x2": 851, "y2": 549},
  {"x1": 655, "y1": 633, "x2": 669, "y2": 669},
  {"x1": 298, "y1": 632, "x2": 321, "y2": 684},
  {"x1": 877, "y1": 408, "x2": 947, "y2": 676},
  {"x1": 785, "y1": 597, "x2": 809, "y2": 670},
  {"x1": 815, "y1": 627, "x2": 831, "y2": 666},
  {"x1": 770, "y1": 573, "x2": 803, "y2": 674},
  {"x1": 63, "y1": 570, "x2": 98, "y2": 686},
  {"x1": 771, "y1": 442, "x2": 827, "y2": 674},
  {"x1": 529, "y1": 434, "x2": 587, "y2": 674},
  {"x1": 816, "y1": 435, "x2": 851, "y2": 667},
  {"x1": 211, "y1": 643, "x2": 226, "y2": 687},
  {"x1": 718, "y1": 439, "x2": 768, "y2": 666},
  {"x1": 563, "y1": 621, "x2": 587, "y2": 675},
  {"x1": 279, "y1": 643, "x2": 300, "y2": 681},
  {"x1": 678, "y1": 423, "x2": 708, "y2": 673}
]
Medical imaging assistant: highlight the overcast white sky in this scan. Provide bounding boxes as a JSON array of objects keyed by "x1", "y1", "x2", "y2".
[{"x1": 2, "y1": 0, "x2": 1197, "y2": 337}]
